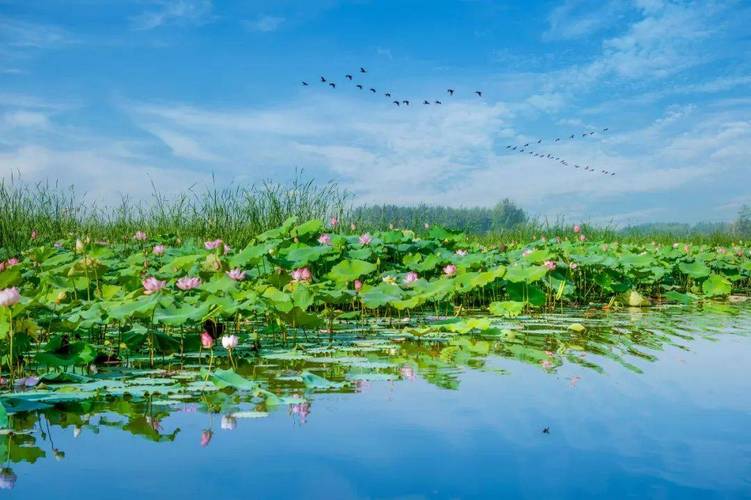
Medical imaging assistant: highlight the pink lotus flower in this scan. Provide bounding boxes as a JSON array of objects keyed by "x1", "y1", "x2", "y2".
[
  {"x1": 134, "y1": 231, "x2": 147, "y2": 241},
  {"x1": 200, "y1": 429, "x2": 213, "y2": 447},
  {"x1": 403, "y1": 271, "x2": 419, "y2": 284},
  {"x1": 5, "y1": 258, "x2": 19, "y2": 267},
  {"x1": 204, "y1": 239, "x2": 223, "y2": 250},
  {"x1": 200, "y1": 331, "x2": 214, "y2": 349},
  {"x1": 318, "y1": 233, "x2": 331, "y2": 245},
  {"x1": 359, "y1": 233, "x2": 372, "y2": 245},
  {"x1": 683, "y1": 245, "x2": 690, "y2": 253},
  {"x1": 717, "y1": 247, "x2": 727, "y2": 254},
  {"x1": 329, "y1": 216, "x2": 339, "y2": 227},
  {"x1": 176, "y1": 276, "x2": 201, "y2": 291},
  {"x1": 354, "y1": 279, "x2": 362, "y2": 292},
  {"x1": 143, "y1": 277, "x2": 166, "y2": 295},
  {"x1": 223, "y1": 244, "x2": 231, "y2": 255},
  {"x1": 0, "y1": 287, "x2": 21, "y2": 307},
  {"x1": 570, "y1": 262, "x2": 578, "y2": 270},
  {"x1": 544, "y1": 260, "x2": 556, "y2": 270},
  {"x1": 291, "y1": 267, "x2": 312, "y2": 282},
  {"x1": 152, "y1": 245, "x2": 166, "y2": 256},
  {"x1": 579, "y1": 234, "x2": 586, "y2": 242},
  {"x1": 443, "y1": 264, "x2": 457, "y2": 276},
  {"x1": 573, "y1": 224, "x2": 581, "y2": 234},
  {"x1": 400, "y1": 365, "x2": 416, "y2": 381},
  {"x1": 455, "y1": 249, "x2": 467, "y2": 256},
  {"x1": 290, "y1": 401, "x2": 311, "y2": 424},
  {"x1": 540, "y1": 359, "x2": 553, "y2": 369},
  {"x1": 221, "y1": 335, "x2": 239, "y2": 349},
  {"x1": 226, "y1": 268, "x2": 246, "y2": 281}
]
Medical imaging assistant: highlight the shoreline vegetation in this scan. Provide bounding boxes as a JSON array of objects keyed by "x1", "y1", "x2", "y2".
[{"x1": 1, "y1": 175, "x2": 749, "y2": 255}]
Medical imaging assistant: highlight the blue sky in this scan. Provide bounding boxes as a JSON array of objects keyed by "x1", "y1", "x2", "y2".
[{"x1": 1, "y1": 0, "x2": 750, "y2": 225}]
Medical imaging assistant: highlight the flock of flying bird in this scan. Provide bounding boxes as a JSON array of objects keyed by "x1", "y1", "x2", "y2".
[{"x1": 301, "y1": 66, "x2": 616, "y2": 176}]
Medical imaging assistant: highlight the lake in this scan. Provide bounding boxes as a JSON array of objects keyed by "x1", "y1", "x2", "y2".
[{"x1": 4, "y1": 304, "x2": 751, "y2": 499}]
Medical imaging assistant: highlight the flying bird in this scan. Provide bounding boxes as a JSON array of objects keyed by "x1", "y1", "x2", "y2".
[
  {"x1": 301, "y1": 81, "x2": 309, "y2": 86},
  {"x1": 603, "y1": 128, "x2": 609, "y2": 132},
  {"x1": 320, "y1": 76, "x2": 326, "y2": 82},
  {"x1": 447, "y1": 89, "x2": 455, "y2": 96},
  {"x1": 384, "y1": 92, "x2": 392, "y2": 97},
  {"x1": 329, "y1": 82, "x2": 336, "y2": 88},
  {"x1": 474, "y1": 91, "x2": 482, "y2": 97},
  {"x1": 356, "y1": 84, "x2": 363, "y2": 89},
  {"x1": 506, "y1": 145, "x2": 511, "y2": 149},
  {"x1": 360, "y1": 67, "x2": 367, "y2": 73},
  {"x1": 345, "y1": 74, "x2": 353, "y2": 80},
  {"x1": 512, "y1": 146, "x2": 517, "y2": 150},
  {"x1": 570, "y1": 134, "x2": 575, "y2": 139},
  {"x1": 555, "y1": 138, "x2": 560, "y2": 142},
  {"x1": 369, "y1": 88, "x2": 376, "y2": 93},
  {"x1": 435, "y1": 100, "x2": 442, "y2": 104},
  {"x1": 403, "y1": 100, "x2": 410, "y2": 105},
  {"x1": 423, "y1": 100, "x2": 430, "y2": 105},
  {"x1": 537, "y1": 139, "x2": 542, "y2": 143},
  {"x1": 523, "y1": 143, "x2": 529, "y2": 147},
  {"x1": 393, "y1": 100, "x2": 400, "y2": 106}
]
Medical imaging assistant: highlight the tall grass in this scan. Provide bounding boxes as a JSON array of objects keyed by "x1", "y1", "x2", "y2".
[
  {"x1": 0, "y1": 173, "x2": 746, "y2": 256},
  {"x1": 0, "y1": 173, "x2": 350, "y2": 254}
]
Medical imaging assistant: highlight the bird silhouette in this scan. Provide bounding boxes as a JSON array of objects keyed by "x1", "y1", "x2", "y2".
[
  {"x1": 523, "y1": 143, "x2": 529, "y2": 147},
  {"x1": 384, "y1": 92, "x2": 392, "y2": 97},
  {"x1": 356, "y1": 84, "x2": 363, "y2": 89},
  {"x1": 435, "y1": 100, "x2": 442, "y2": 104},
  {"x1": 506, "y1": 145, "x2": 511, "y2": 149},
  {"x1": 301, "y1": 81, "x2": 309, "y2": 86},
  {"x1": 345, "y1": 74, "x2": 353, "y2": 80},
  {"x1": 369, "y1": 88, "x2": 376, "y2": 93},
  {"x1": 611, "y1": 172, "x2": 615, "y2": 175},
  {"x1": 360, "y1": 67, "x2": 367, "y2": 73},
  {"x1": 582, "y1": 133, "x2": 587, "y2": 137},
  {"x1": 512, "y1": 146, "x2": 517, "y2": 150},
  {"x1": 392, "y1": 100, "x2": 400, "y2": 106},
  {"x1": 329, "y1": 82, "x2": 336, "y2": 88},
  {"x1": 555, "y1": 138, "x2": 560, "y2": 142},
  {"x1": 447, "y1": 89, "x2": 455, "y2": 96},
  {"x1": 569, "y1": 134, "x2": 575, "y2": 139},
  {"x1": 537, "y1": 139, "x2": 542, "y2": 143},
  {"x1": 403, "y1": 100, "x2": 410, "y2": 105},
  {"x1": 474, "y1": 91, "x2": 482, "y2": 97},
  {"x1": 423, "y1": 100, "x2": 430, "y2": 105},
  {"x1": 320, "y1": 76, "x2": 326, "y2": 82},
  {"x1": 603, "y1": 128, "x2": 609, "y2": 132}
]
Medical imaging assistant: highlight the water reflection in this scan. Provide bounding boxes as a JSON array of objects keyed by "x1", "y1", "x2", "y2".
[{"x1": 0, "y1": 304, "x2": 749, "y2": 490}]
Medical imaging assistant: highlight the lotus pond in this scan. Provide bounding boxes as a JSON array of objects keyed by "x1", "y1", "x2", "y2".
[{"x1": 0, "y1": 219, "x2": 750, "y2": 497}]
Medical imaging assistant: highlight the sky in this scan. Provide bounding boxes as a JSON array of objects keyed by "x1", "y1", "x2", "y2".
[{"x1": 1, "y1": 0, "x2": 750, "y2": 225}]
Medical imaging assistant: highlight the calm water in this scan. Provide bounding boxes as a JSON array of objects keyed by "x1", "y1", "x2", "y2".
[{"x1": 3, "y1": 305, "x2": 751, "y2": 499}]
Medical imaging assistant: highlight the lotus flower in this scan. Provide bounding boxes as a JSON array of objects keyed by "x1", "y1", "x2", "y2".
[
  {"x1": 152, "y1": 244, "x2": 166, "y2": 256},
  {"x1": 318, "y1": 233, "x2": 331, "y2": 245},
  {"x1": 226, "y1": 268, "x2": 246, "y2": 281},
  {"x1": 544, "y1": 260, "x2": 556, "y2": 270},
  {"x1": 570, "y1": 263, "x2": 578, "y2": 270},
  {"x1": 223, "y1": 243, "x2": 231, "y2": 255},
  {"x1": 400, "y1": 365, "x2": 416, "y2": 380},
  {"x1": 143, "y1": 277, "x2": 166, "y2": 295},
  {"x1": 134, "y1": 231, "x2": 147, "y2": 241},
  {"x1": 5, "y1": 258, "x2": 18, "y2": 267},
  {"x1": 204, "y1": 239, "x2": 223, "y2": 250},
  {"x1": 540, "y1": 359, "x2": 553, "y2": 369},
  {"x1": 329, "y1": 216, "x2": 339, "y2": 227},
  {"x1": 290, "y1": 400, "x2": 311, "y2": 424},
  {"x1": 176, "y1": 276, "x2": 201, "y2": 291},
  {"x1": 291, "y1": 267, "x2": 312, "y2": 282},
  {"x1": 573, "y1": 224, "x2": 581, "y2": 233},
  {"x1": 221, "y1": 335, "x2": 239, "y2": 349},
  {"x1": 443, "y1": 264, "x2": 457, "y2": 276},
  {"x1": 522, "y1": 249, "x2": 532, "y2": 257},
  {"x1": 403, "y1": 271, "x2": 419, "y2": 284},
  {"x1": 354, "y1": 280, "x2": 362, "y2": 292},
  {"x1": 0, "y1": 288, "x2": 20, "y2": 307},
  {"x1": 200, "y1": 331, "x2": 214, "y2": 349},
  {"x1": 200, "y1": 429, "x2": 213, "y2": 447},
  {"x1": 221, "y1": 415, "x2": 237, "y2": 431},
  {"x1": 673, "y1": 242, "x2": 679, "y2": 249},
  {"x1": 579, "y1": 234, "x2": 586, "y2": 242},
  {"x1": 359, "y1": 233, "x2": 372, "y2": 245},
  {"x1": 424, "y1": 223, "x2": 430, "y2": 229}
]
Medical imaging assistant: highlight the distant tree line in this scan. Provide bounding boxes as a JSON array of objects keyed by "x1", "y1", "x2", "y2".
[{"x1": 351, "y1": 199, "x2": 529, "y2": 233}]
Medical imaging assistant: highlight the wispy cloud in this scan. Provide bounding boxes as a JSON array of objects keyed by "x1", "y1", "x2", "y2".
[
  {"x1": 131, "y1": 0, "x2": 214, "y2": 31},
  {"x1": 0, "y1": 18, "x2": 73, "y2": 49},
  {"x1": 243, "y1": 15, "x2": 285, "y2": 33},
  {"x1": 543, "y1": 0, "x2": 627, "y2": 41}
]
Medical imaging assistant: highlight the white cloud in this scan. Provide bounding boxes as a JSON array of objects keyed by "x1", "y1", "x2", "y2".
[
  {"x1": 243, "y1": 15, "x2": 285, "y2": 33},
  {"x1": 131, "y1": 0, "x2": 214, "y2": 31},
  {"x1": 544, "y1": 0, "x2": 627, "y2": 41},
  {"x1": 2, "y1": 110, "x2": 50, "y2": 128}
]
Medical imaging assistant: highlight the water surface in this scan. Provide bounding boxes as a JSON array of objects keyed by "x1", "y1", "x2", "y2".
[{"x1": 4, "y1": 305, "x2": 751, "y2": 499}]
